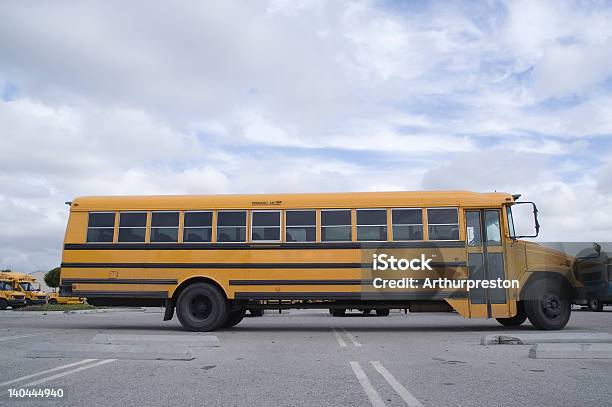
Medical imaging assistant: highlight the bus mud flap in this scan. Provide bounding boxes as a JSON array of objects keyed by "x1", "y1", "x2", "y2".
[{"x1": 163, "y1": 299, "x2": 175, "y2": 321}]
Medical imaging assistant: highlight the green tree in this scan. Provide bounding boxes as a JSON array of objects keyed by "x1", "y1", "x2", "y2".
[{"x1": 44, "y1": 267, "x2": 61, "y2": 288}]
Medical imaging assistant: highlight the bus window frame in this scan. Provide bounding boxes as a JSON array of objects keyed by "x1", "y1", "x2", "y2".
[
  {"x1": 183, "y1": 210, "x2": 214, "y2": 243},
  {"x1": 320, "y1": 209, "x2": 352, "y2": 242},
  {"x1": 285, "y1": 209, "x2": 316, "y2": 243},
  {"x1": 391, "y1": 208, "x2": 424, "y2": 242},
  {"x1": 117, "y1": 211, "x2": 148, "y2": 243},
  {"x1": 250, "y1": 210, "x2": 282, "y2": 243},
  {"x1": 356, "y1": 208, "x2": 388, "y2": 242},
  {"x1": 216, "y1": 210, "x2": 248, "y2": 243},
  {"x1": 426, "y1": 207, "x2": 460, "y2": 241},
  {"x1": 86, "y1": 211, "x2": 116, "y2": 243},
  {"x1": 150, "y1": 211, "x2": 180, "y2": 243}
]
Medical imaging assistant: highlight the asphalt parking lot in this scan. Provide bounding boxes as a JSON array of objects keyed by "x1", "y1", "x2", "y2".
[{"x1": 1, "y1": 307, "x2": 611, "y2": 407}]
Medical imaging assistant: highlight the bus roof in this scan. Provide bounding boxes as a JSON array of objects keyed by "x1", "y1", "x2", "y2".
[{"x1": 70, "y1": 191, "x2": 516, "y2": 211}]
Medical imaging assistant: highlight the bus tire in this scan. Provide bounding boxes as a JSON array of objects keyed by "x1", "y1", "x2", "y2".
[
  {"x1": 222, "y1": 309, "x2": 246, "y2": 328},
  {"x1": 0, "y1": 299, "x2": 7, "y2": 310},
  {"x1": 176, "y1": 283, "x2": 228, "y2": 332},
  {"x1": 331, "y1": 308, "x2": 346, "y2": 317},
  {"x1": 48, "y1": 299, "x2": 58, "y2": 305},
  {"x1": 524, "y1": 279, "x2": 571, "y2": 330},
  {"x1": 376, "y1": 309, "x2": 390, "y2": 316},
  {"x1": 496, "y1": 303, "x2": 527, "y2": 326},
  {"x1": 587, "y1": 294, "x2": 603, "y2": 312}
]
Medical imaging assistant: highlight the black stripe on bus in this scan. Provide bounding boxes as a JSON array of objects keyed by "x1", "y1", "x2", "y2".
[
  {"x1": 234, "y1": 291, "x2": 468, "y2": 300},
  {"x1": 60, "y1": 261, "x2": 467, "y2": 269},
  {"x1": 62, "y1": 278, "x2": 177, "y2": 285},
  {"x1": 229, "y1": 279, "x2": 455, "y2": 286},
  {"x1": 230, "y1": 279, "x2": 367, "y2": 286},
  {"x1": 70, "y1": 291, "x2": 168, "y2": 298},
  {"x1": 64, "y1": 241, "x2": 466, "y2": 250}
]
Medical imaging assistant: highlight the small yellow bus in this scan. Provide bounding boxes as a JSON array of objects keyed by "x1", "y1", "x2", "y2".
[{"x1": 59, "y1": 191, "x2": 579, "y2": 331}]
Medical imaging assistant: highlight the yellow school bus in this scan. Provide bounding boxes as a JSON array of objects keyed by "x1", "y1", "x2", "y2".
[
  {"x1": 0, "y1": 272, "x2": 48, "y2": 306},
  {"x1": 0, "y1": 275, "x2": 27, "y2": 309},
  {"x1": 59, "y1": 191, "x2": 579, "y2": 331}
]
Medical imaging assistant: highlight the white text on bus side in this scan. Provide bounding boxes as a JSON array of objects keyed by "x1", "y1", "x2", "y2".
[{"x1": 372, "y1": 253, "x2": 433, "y2": 271}]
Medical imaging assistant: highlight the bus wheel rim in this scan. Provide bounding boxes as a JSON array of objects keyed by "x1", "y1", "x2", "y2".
[
  {"x1": 541, "y1": 293, "x2": 562, "y2": 318},
  {"x1": 190, "y1": 295, "x2": 212, "y2": 320}
]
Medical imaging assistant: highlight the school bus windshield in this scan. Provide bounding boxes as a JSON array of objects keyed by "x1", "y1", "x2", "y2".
[{"x1": 19, "y1": 282, "x2": 39, "y2": 291}]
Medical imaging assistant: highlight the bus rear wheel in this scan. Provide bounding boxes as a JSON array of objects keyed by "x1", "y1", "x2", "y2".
[
  {"x1": 524, "y1": 279, "x2": 571, "y2": 330},
  {"x1": 587, "y1": 294, "x2": 603, "y2": 312},
  {"x1": 176, "y1": 283, "x2": 228, "y2": 332},
  {"x1": 222, "y1": 309, "x2": 246, "y2": 328},
  {"x1": 496, "y1": 303, "x2": 527, "y2": 326}
]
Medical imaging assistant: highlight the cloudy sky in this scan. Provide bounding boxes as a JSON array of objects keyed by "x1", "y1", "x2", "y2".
[{"x1": 1, "y1": 0, "x2": 612, "y2": 272}]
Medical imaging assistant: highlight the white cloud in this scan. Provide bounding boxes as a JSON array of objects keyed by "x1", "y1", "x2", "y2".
[{"x1": 0, "y1": 0, "x2": 611, "y2": 271}]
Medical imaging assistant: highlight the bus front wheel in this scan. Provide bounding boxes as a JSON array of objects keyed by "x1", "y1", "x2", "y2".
[
  {"x1": 587, "y1": 294, "x2": 603, "y2": 312},
  {"x1": 524, "y1": 279, "x2": 571, "y2": 330},
  {"x1": 48, "y1": 299, "x2": 58, "y2": 305},
  {"x1": 176, "y1": 283, "x2": 229, "y2": 332},
  {"x1": 0, "y1": 299, "x2": 7, "y2": 310}
]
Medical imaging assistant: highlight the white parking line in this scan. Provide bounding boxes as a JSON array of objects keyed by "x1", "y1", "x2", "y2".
[
  {"x1": 0, "y1": 334, "x2": 39, "y2": 342},
  {"x1": 19, "y1": 359, "x2": 117, "y2": 388},
  {"x1": 0, "y1": 359, "x2": 97, "y2": 387},
  {"x1": 343, "y1": 329, "x2": 362, "y2": 347},
  {"x1": 349, "y1": 361, "x2": 386, "y2": 407},
  {"x1": 371, "y1": 361, "x2": 423, "y2": 407},
  {"x1": 332, "y1": 328, "x2": 347, "y2": 347}
]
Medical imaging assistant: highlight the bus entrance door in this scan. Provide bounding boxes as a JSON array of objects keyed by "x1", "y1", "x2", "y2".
[{"x1": 465, "y1": 209, "x2": 510, "y2": 318}]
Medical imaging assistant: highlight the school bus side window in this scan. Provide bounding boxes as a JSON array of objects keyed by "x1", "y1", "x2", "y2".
[
  {"x1": 356, "y1": 209, "x2": 387, "y2": 241},
  {"x1": 427, "y1": 208, "x2": 459, "y2": 240},
  {"x1": 87, "y1": 212, "x2": 115, "y2": 243},
  {"x1": 217, "y1": 211, "x2": 246, "y2": 242},
  {"x1": 184, "y1": 211, "x2": 212, "y2": 242},
  {"x1": 286, "y1": 210, "x2": 316, "y2": 242},
  {"x1": 251, "y1": 211, "x2": 281, "y2": 242},
  {"x1": 151, "y1": 212, "x2": 179, "y2": 243},
  {"x1": 321, "y1": 209, "x2": 352, "y2": 241},
  {"x1": 392, "y1": 209, "x2": 423, "y2": 241},
  {"x1": 118, "y1": 212, "x2": 147, "y2": 243}
]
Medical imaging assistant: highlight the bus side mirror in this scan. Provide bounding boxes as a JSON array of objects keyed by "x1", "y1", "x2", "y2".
[
  {"x1": 510, "y1": 201, "x2": 540, "y2": 239},
  {"x1": 593, "y1": 243, "x2": 601, "y2": 256}
]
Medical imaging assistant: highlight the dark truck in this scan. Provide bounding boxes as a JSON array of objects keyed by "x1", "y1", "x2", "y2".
[{"x1": 574, "y1": 244, "x2": 612, "y2": 311}]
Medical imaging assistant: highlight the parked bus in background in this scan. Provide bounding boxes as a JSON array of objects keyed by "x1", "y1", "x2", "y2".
[
  {"x1": 0, "y1": 272, "x2": 48, "y2": 306},
  {"x1": 574, "y1": 244, "x2": 611, "y2": 312},
  {"x1": 0, "y1": 274, "x2": 26, "y2": 309},
  {"x1": 59, "y1": 191, "x2": 581, "y2": 331}
]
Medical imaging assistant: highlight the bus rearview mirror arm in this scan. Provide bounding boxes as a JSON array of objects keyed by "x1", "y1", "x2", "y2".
[{"x1": 575, "y1": 242, "x2": 602, "y2": 264}]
